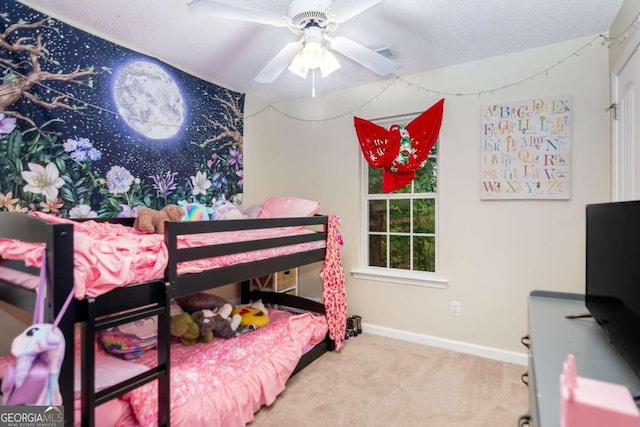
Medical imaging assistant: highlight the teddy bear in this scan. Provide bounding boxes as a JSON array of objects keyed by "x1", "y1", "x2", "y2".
[
  {"x1": 170, "y1": 311, "x2": 213, "y2": 345},
  {"x1": 134, "y1": 205, "x2": 186, "y2": 234}
]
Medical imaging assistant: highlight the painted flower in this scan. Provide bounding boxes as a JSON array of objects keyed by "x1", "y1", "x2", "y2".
[
  {"x1": 105, "y1": 165, "x2": 134, "y2": 194},
  {"x1": 6, "y1": 203, "x2": 28, "y2": 213},
  {"x1": 0, "y1": 114, "x2": 17, "y2": 135},
  {"x1": 227, "y1": 149, "x2": 242, "y2": 168},
  {"x1": 0, "y1": 192, "x2": 19, "y2": 210},
  {"x1": 207, "y1": 153, "x2": 219, "y2": 169},
  {"x1": 116, "y1": 204, "x2": 140, "y2": 218},
  {"x1": 212, "y1": 172, "x2": 227, "y2": 188},
  {"x1": 70, "y1": 149, "x2": 88, "y2": 163},
  {"x1": 40, "y1": 198, "x2": 64, "y2": 214},
  {"x1": 235, "y1": 169, "x2": 243, "y2": 185},
  {"x1": 21, "y1": 162, "x2": 65, "y2": 201},
  {"x1": 76, "y1": 137, "x2": 93, "y2": 149},
  {"x1": 63, "y1": 138, "x2": 78, "y2": 152},
  {"x1": 190, "y1": 171, "x2": 211, "y2": 196},
  {"x1": 69, "y1": 204, "x2": 97, "y2": 219},
  {"x1": 65, "y1": 137, "x2": 102, "y2": 164},
  {"x1": 87, "y1": 147, "x2": 102, "y2": 161},
  {"x1": 150, "y1": 171, "x2": 178, "y2": 199}
]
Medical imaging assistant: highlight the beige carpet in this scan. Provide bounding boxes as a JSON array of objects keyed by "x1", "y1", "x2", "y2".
[{"x1": 250, "y1": 333, "x2": 529, "y2": 427}]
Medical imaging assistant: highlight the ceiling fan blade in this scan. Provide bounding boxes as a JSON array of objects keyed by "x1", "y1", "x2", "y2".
[
  {"x1": 327, "y1": 0, "x2": 384, "y2": 23},
  {"x1": 329, "y1": 36, "x2": 399, "y2": 76},
  {"x1": 188, "y1": 0, "x2": 291, "y2": 27},
  {"x1": 254, "y1": 41, "x2": 302, "y2": 83}
]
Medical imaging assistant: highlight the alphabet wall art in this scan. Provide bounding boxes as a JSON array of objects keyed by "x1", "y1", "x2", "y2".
[{"x1": 480, "y1": 95, "x2": 571, "y2": 200}]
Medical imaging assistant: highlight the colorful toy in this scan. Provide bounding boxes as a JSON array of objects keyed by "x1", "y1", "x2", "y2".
[
  {"x1": 560, "y1": 353, "x2": 639, "y2": 427},
  {"x1": 2, "y1": 248, "x2": 71, "y2": 406},
  {"x1": 2, "y1": 323, "x2": 65, "y2": 406},
  {"x1": 232, "y1": 300, "x2": 270, "y2": 329},
  {"x1": 133, "y1": 205, "x2": 186, "y2": 234},
  {"x1": 178, "y1": 200, "x2": 210, "y2": 221}
]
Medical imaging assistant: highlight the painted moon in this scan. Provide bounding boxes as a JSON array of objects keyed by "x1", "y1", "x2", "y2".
[{"x1": 113, "y1": 60, "x2": 186, "y2": 139}]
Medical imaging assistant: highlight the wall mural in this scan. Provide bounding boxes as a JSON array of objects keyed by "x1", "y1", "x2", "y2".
[{"x1": 0, "y1": 2, "x2": 244, "y2": 218}]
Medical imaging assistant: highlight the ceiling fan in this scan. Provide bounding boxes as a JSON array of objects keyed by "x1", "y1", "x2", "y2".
[{"x1": 188, "y1": 0, "x2": 400, "y2": 83}]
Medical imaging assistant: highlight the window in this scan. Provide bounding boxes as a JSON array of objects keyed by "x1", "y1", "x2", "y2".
[{"x1": 355, "y1": 113, "x2": 447, "y2": 288}]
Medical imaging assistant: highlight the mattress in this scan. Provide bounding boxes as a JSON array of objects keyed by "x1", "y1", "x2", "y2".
[
  {"x1": 0, "y1": 212, "x2": 325, "y2": 299},
  {"x1": 0, "y1": 309, "x2": 327, "y2": 426}
]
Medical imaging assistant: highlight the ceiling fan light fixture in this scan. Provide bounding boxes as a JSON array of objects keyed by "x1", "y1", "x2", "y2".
[
  {"x1": 288, "y1": 51, "x2": 310, "y2": 78},
  {"x1": 287, "y1": 40, "x2": 340, "y2": 79},
  {"x1": 301, "y1": 40, "x2": 324, "y2": 69},
  {"x1": 320, "y1": 48, "x2": 340, "y2": 77}
]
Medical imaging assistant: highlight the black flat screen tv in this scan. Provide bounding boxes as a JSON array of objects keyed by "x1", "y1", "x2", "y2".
[{"x1": 586, "y1": 200, "x2": 640, "y2": 379}]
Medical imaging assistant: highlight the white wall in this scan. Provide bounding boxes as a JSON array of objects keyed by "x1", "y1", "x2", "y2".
[
  {"x1": 243, "y1": 34, "x2": 611, "y2": 355},
  {"x1": 609, "y1": 0, "x2": 640, "y2": 69}
]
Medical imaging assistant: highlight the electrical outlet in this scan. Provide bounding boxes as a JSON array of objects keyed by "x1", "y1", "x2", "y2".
[{"x1": 451, "y1": 301, "x2": 461, "y2": 316}]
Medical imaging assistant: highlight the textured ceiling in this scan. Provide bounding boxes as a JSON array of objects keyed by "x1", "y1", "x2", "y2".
[{"x1": 17, "y1": 0, "x2": 625, "y2": 104}]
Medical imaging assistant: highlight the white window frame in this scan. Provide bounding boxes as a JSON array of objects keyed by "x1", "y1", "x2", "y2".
[{"x1": 351, "y1": 112, "x2": 449, "y2": 289}]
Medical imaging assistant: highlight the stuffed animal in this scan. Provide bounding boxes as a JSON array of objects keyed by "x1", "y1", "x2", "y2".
[
  {"x1": 232, "y1": 300, "x2": 270, "y2": 329},
  {"x1": 176, "y1": 292, "x2": 241, "y2": 338},
  {"x1": 134, "y1": 205, "x2": 186, "y2": 234},
  {"x1": 193, "y1": 307, "x2": 241, "y2": 339},
  {"x1": 170, "y1": 312, "x2": 213, "y2": 345}
]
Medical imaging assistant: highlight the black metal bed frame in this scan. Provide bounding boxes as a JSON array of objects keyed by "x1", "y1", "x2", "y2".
[{"x1": 0, "y1": 213, "x2": 333, "y2": 427}]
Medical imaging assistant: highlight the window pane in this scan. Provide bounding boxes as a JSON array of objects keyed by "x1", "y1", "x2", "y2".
[
  {"x1": 392, "y1": 182, "x2": 411, "y2": 194},
  {"x1": 414, "y1": 199, "x2": 435, "y2": 234},
  {"x1": 368, "y1": 165, "x2": 383, "y2": 194},
  {"x1": 369, "y1": 200, "x2": 386, "y2": 232},
  {"x1": 369, "y1": 234, "x2": 386, "y2": 267},
  {"x1": 390, "y1": 199, "x2": 410, "y2": 233},
  {"x1": 390, "y1": 235, "x2": 410, "y2": 269},
  {"x1": 414, "y1": 158, "x2": 437, "y2": 193},
  {"x1": 430, "y1": 142, "x2": 438, "y2": 156},
  {"x1": 413, "y1": 236, "x2": 435, "y2": 272}
]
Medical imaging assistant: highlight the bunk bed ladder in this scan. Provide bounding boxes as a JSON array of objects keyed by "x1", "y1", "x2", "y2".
[{"x1": 80, "y1": 282, "x2": 172, "y2": 427}]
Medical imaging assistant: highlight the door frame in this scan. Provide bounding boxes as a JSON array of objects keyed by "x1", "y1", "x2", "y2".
[{"x1": 612, "y1": 27, "x2": 640, "y2": 201}]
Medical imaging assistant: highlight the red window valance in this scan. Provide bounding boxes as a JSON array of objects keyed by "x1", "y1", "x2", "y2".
[{"x1": 354, "y1": 98, "x2": 445, "y2": 193}]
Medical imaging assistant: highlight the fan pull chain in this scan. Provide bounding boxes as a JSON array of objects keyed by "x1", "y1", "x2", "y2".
[{"x1": 312, "y1": 68, "x2": 316, "y2": 98}]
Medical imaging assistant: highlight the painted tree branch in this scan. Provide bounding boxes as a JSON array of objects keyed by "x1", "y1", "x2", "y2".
[
  {"x1": 192, "y1": 93, "x2": 244, "y2": 149},
  {"x1": 0, "y1": 16, "x2": 100, "y2": 131}
]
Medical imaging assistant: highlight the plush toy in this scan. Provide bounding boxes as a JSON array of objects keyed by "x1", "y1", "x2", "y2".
[
  {"x1": 193, "y1": 307, "x2": 241, "y2": 339},
  {"x1": 170, "y1": 312, "x2": 213, "y2": 345},
  {"x1": 232, "y1": 300, "x2": 270, "y2": 329},
  {"x1": 191, "y1": 310, "x2": 215, "y2": 338},
  {"x1": 134, "y1": 205, "x2": 186, "y2": 234},
  {"x1": 176, "y1": 292, "x2": 241, "y2": 338}
]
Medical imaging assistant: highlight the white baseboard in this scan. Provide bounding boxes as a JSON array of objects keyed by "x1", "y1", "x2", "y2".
[{"x1": 362, "y1": 322, "x2": 528, "y2": 366}]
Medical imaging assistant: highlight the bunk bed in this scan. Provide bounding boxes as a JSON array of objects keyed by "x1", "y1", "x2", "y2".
[{"x1": 0, "y1": 210, "x2": 344, "y2": 426}]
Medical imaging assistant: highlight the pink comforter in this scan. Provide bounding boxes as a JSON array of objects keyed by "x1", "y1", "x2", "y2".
[
  {"x1": 0, "y1": 310, "x2": 327, "y2": 427},
  {"x1": 125, "y1": 309, "x2": 327, "y2": 426},
  {"x1": 0, "y1": 212, "x2": 325, "y2": 299}
]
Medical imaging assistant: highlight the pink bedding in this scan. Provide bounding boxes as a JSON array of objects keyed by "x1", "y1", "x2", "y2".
[
  {"x1": 125, "y1": 309, "x2": 327, "y2": 426},
  {"x1": 0, "y1": 212, "x2": 325, "y2": 299},
  {"x1": 0, "y1": 310, "x2": 328, "y2": 426}
]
